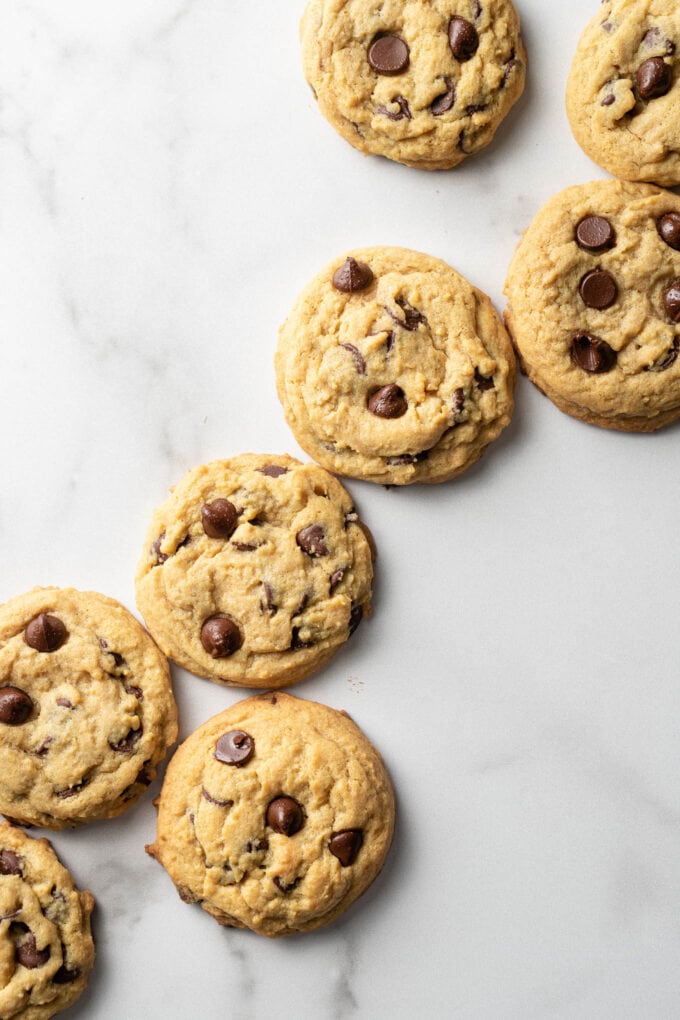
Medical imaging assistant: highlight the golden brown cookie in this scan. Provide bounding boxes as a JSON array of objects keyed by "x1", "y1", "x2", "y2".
[
  {"x1": 146, "y1": 692, "x2": 395, "y2": 938},
  {"x1": 135, "y1": 455, "x2": 374, "y2": 688},
  {"x1": 0, "y1": 588, "x2": 177, "y2": 829}
]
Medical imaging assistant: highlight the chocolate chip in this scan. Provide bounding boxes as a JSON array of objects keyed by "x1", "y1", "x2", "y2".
[
  {"x1": 642, "y1": 27, "x2": 676, "y2": 56},
  {"x1": 646, "y1": 338, "x2": 679, "y2": 372},
  {"x1": 388, "y1": 296, "x2": 426, "y2": 331},
  {"x1": 329, "y1": 829, "x2": 363, "y2": 866},
  {"x1": 601, "y1": 93, "x2": 616, "y2": 107},
  {"x1": 368, "y1": 34, "x2": 410, "y2": 75},
  {"x1": 56, "y1": 697, "x2": 74, "y2": 709},
  {"x1": 571, "y1": 333, "x2": 617, "y2": 373},
  {"x1": 296, "y1": 524, "x2": 328, "y2": 557},
  {"x1": 24, "y1": 614, "x2": 67, "y2": 653},
  {"x1": 151, "y1": 534, "x2": 168, "y2": 564},
  {"x1": 579, "y1": 269, "x2": 618, "y2": 309},
  {"x1": 367, "y1": 384, "x2": 408, "y2": 418},
  {"x1": 466, "y1": 103, "x2": 487, "y2": 115},
  {"x1": 452, "y1": 387, "x2": 465, "y2": 418},
  {"x1": 109, "y1": 727, "x2": 143, "y2": 753},
  {"x1": 0, "y1": 687, "x2": 33, "y2": 725},
  {"x1": 16, "y1": 934, "x2": 50, "y2": 969},
  {"x1": 502, "y1": 57, "x2": 520, "y2": 86},
  {"x1": 246, "y1": 838, "x2": 268, "y2": 853},
  {"x1": 474, "y1": 368, "x2": 494, "y2": 391},
  {"x1": 348, "y1": 605, "x2": 363, "y2": 635},
  {"x1": 0, "y1": 849, "x2": 22, "y2": 875},
  {"x1": 201, "y1": 788, "x2": 234, "y2": 807},
  {"x1": 201, "y1": 498, "x2": 238, "y2": 539},
  {"x1": 33, "y1": 737, "x2": 53, "y2": 757},
  {"x1": 53, "y1": 965, "x2": 79, "y2": 984},
  {"x1": 258, "y1": 465, "x2": 288, "y2": 477},
  {"x1": 266, "y1": 796, "x2": 304, "y2": 836},
  {"x1": 658, "y1": 213, "x2": 680, "y2": 250},
  {"x1": 329, "y1": 569, "x2": 345, "y2": 595},
  {"x1": 636, "y1": 57, "x2": 672, "y2": 100},
  {"x1": 55, "y1": 777, "x2": 89, "y2": 799},
  {"x1": 449, "y1": 16, "x2": 479, "y2": 62},
  {"x1": 232, "y1": 542, "x2": 259, "y2": 552},
  {"x1": 214, "y1": 730, "x2": 254, "y2": 766},
  {"x1": 431, "y1": 77, "x2": 456, "y2": 115},
  {"x1": 575, "y1": 216, "x2": 616, "y2": 252},
  {"x1": 200, "y1": 616, "x2": 243, "y2": 658},
  {"x1": 332, "y1": 257, "x2": 374, "y2": 293},
  {"x1": 260, "y1": 581, "x2": 277, "y2": 616},
  {"x1": 290, "y1": 627, "x2": 314, "y2": 650},
  {"x1": 340, "y1": 343, "x2": 366, "y2": 375},
  {"x1": 273, "y1": 875, "x2": 302, "y2": 893},
  {"x1": 376, "y1": 95, "x2": 411, "y2": 120},
  {"x1": 386, "y1": 452, "x2": 428, "y2": 466},
  {"x1": 663, "y1": 279, "x2": 680, "y2": 322}
]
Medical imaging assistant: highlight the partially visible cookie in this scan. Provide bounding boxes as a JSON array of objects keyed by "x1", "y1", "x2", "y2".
[
  {"x1": 146, "y1": 691, "x2": 395, "y2": 938},
  {"x1": 0, "y1": 588, "x2": 177, "y2": 829},
  {"x1": 135, "y1": 455, "x2": 374, "y2": 688},
  {"x1": 0, "y1": 820, "x2": 95, "y2": 1019},
  {"x1": 276, "y1": 247, "x2": 515, "y2": 484},
  {"x1": 504, "y1": 179, "x2": 680, "y2": 431},
  {"x1": 301, "y1": 0, "x2": 526, "y2": 170},
  {"x1": 566, "y1": 0, "x2": 680, "y2": 185}
]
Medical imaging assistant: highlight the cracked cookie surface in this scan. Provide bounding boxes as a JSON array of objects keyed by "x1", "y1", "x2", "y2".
[
  {"x1": 567, "y1": 0, "x2": 680, "y2": 185},
  {"x1": 0, "y1": 820, "x2": 94, "y2": 1019},
  {"x1": 504, "y1": 179, "x2": 680, "y2": 431},
  {"x1": 276, "y1": 246, "x2": 515, "y2": 484},
  {"x1": 146, "y1": 692, "x2": 395, "y2": 938},
  {"x1": 301, "y1": 0, "x2": 526, "y2": 169},
  {"x1": 0, "y1": 588, "x2": 177, "y2": 829},
  {"x1": 135, "y1": 455, "x2": 374, "y2": 688}
]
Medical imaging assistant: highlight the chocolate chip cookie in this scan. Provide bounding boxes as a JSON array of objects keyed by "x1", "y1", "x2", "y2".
[
  {"x1": 276, "y1": 247, "x2": 516, "y2": 484},
  {"x1": 146, "y1": 692, "x2": 395, "y2": 938},
  {"x1": 566, "y1": 0, "x2": 680, "y2": 185},
  {"x1": 0, "y1": 820, "x2": 94, "y2": 1018},
  {"x1": 135, "y1": 455, "x2": 374, "y2": 688},
  {"x1": 0, "y1": 587, "x2": 178, "y2": 829},
  {"x1": 504, "y1": 179, "x2": 680, "y2": 431},
  {"x1": 301, "y1": 0, "x2": 526, "y2": 170}
]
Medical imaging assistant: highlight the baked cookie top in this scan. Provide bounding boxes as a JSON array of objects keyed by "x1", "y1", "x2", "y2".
[
  {"x1": 146, "y1": 692, "x2": 395, "y2": 938},
  {"x1": 0, "y1": 820, "x2": 95, "y2": 1019},
  {"x1": 566, "y1": 0, "x2": 680, "y2": 186},
  {"x1": 301, "y1": 0, "x2": 526, "y2": 169},
  {"x1": 135, "y1": 455, "x2": 374, "y2": 688},
  {"x1": 276, "y1": 247, "x2": 515, "y2": 484},
  {"x1": 0, "y1": 587, "x2": 177, "y2": 829},
  {"x1": 504, "y1": 179, "x2": 680, "y2": 431}
]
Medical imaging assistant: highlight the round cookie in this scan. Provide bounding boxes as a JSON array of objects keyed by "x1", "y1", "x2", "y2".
[
  {"x1": 0, "y1": 588, "x2": 178, "y2": 829},
  {"x1": 504, "y1": 179, "x2": 680, "y2": 432},
  {"x1": 146, "y1": 691, "x2": 395, "y2": 938},
  {"x1": 301, "y1": 0, "x2": 526, "y2": 170},
  {"x1": 276, "y1": 247, "x2": 516, "y2": 484},
  {"x1": 0, "y1": 820, "x2": 95, "y2": 1019},
  {"x1": 135, "y1": 455, "x2": 374, "y2": 688},
  {"x1": 566, "y1": 0, "x2": 680, "y2": 186}
]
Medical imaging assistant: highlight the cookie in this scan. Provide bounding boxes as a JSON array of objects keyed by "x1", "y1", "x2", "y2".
[
  {"x1": 566, "y1": 0, "x2": 680, "y2": 186},
  {"x1": 504, "y1": 179, "x2": 680, "y2": 431},
  {"x1": 0, "y1": 820, "x2": 95, "y2": 1019},
  {"x1": 146, "y1": 691, "x2": 395, "y2": 938},
  {"x1": 301, "y1": 0, "x2": 526, "y2": 170},
  {"x1": 276, "y1": 247, "x2": 516, "y2": 484},
  {"x1": 135, "y1": 455, "x2": 374, "y2": 688},
  {"x1": 0, "y1": 588, "x2": 178, "y2": 829}
]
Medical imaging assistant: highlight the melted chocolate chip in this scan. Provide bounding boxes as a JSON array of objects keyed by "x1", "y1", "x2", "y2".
[
  {"x1": 386, "y1": 452, "x2": 428, "y2": 466},
  {"x1": 376, "y1": 95, "x2": 411, "y2": 120},
  {"x1": 214, "y1": 730, "x2": 254, "y2": 766},
  {"x1": 658, "y1": 213, "x2": 680, "y2": 250},
  {"x1": 663, "y1": 279, "x2": 680, "y2": 322},
  {"x1": 579, "y1": 269, "x2": 618, "y2": 309},
  {"x1": 0, "y1": 687, "x2": 33, "y2": 725},
  {"x1": 151, "y1": 534, "x2": 168, "y2": 564},
  {"x1": 24, "y1": 614, "x2": 67, "y2": 653},
  {"x1": 575, "y1": 216, "x2": 616, "y2": 252},
  {"x1": 0, "y1": 849, "x2": 22, "y2": 875},
  {"x1": 431, "y1": 77, "x2": 456, "y2": 115},
  {"x1": 200, "y1": 616, "x2": 243, "y2": 658},
  {"x1": 636, "y1": 57, "x2": 672, "y2": 100},
  {"x1": 449, "y1": 16, "x2": 479, "y2": 62},
  {"x1": 109, "y1": 727, "x2": 143, "y2": 753},
  {"x1": 273, "y1": 875, "x2": 302, "y2": 893},
  {"x1": 329, "y1": 568, "x2": 345, "y2": 594},
  {"x1": 329, "y1": 829, "x2": 363, "y2": 866},
  {"x1": 388, "y1": 296, "x2": 426, "y2": 331},
  {"x1": 474, "y1": 368, "x2": 494, "y2": 391},
  {"x1": 502, "y1": 57, "x2": 520, "y2": 86},
  {"x1": 201, "y1": 788, "x2": 234, "y2": 807},
  {"x1": 296, "y1": 524, "x2": 328, "y2": 557},
  {"x1": 368, "y1": 34, "x2": 410, "y2": 75},
  {"x1": 56, "y1": 697, "x2": 74, "y2": 709},
  {"x1": 452, "y1": 387, "x2": 465, "y2": 418},
  {"x1": 642, "y1": 27, "x2": 676, "y2": 56},
  {"x1": 340, "y1": 343, "x2": 367, "y2": 375},
  {"x1": 258, "y1": 465, "x2": 288, "y2": 477},
  {"x1": 260, "y1": 581, "x2": 277, "y2": 616},
  {"x1": 266, "y1": 796, "x2": 304, "y2": 836},
  {"x1": 55, "y1": 777, "x2": 89, "y2": 799},
  {"x1": 290, "y1": 627, "x2": 314, "y2": 650},
  {"x1": 53, "y1": 965, "x2": 79, "y2": 984},
  {"x1": 601, "y1": 93, "x2": 615, "y2": 107},
  {"x1": 16, "y1": 934, "x2": 50, "y2": 969},
  {"x1": 646, "y1": 338, "x2": 679, "y2": 372},
  {"x1": 201, "y1": 498, "x2": 238, "y2": 539},
  {"x1": 232, "y1": 541, "x2": 259, "y2": 552},
  {"x1": 332, "y1": 257, "x2": 374, "y2": 293},
  {"x1": 367, "y1": 384, "x2": 408, "y2": 418},
  {"x1": 571, "y1": 333, "x2": 617, "y2": 373},
  {"x1": 348, "y1": 605, "x2": 363, "y2": 636}
]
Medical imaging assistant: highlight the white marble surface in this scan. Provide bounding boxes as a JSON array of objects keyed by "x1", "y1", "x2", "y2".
[{"x1": 1, "y1": 1, "x2": 679, "y2": 1016}]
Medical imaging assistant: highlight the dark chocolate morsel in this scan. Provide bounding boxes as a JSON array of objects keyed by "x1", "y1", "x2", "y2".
[
  {"x1": 16, "y1": 934, "x2": 50, "y2": 969},
  {"x1": 646, "y1": 338, "x2": 679, "y2": 372},
  {"x1": 329, "y1": 568, "x2": 345, "y2": 594},
  {"x1": 53, "y1": 965, "x2": 80, "y2": 984},
  {"x1": 348, "y1": 605, "x2": 363, "y2": 636},
  {"x1": 201, "y1": 498, "x2": 238, "y2": 539},
  {"x1": 579, "y1": 269, "x2": 618, "y2": 309},
  {"x1": 367, "y1": 384, "x2": 408, "y2": 418},
  {"x1": 571, "y1": 333, "x2": 617, "y2": 373},
  {"x1": 109, "y1": 726, "x2": 143, "y2": 753},
  {"x1": 214, "y1": 730, "x2": 254, "y2": 766},
  {"x1": 575, "y1": 216, "x2": 616, "y2": 252},
  {"x1": 663, "y1": 279, "x2": 680, "y2": 322},
  {"x1": 474, "y1": 368, "x2": 494, "y2": 391},
  {"x1": 201, "y1": 788, "x2": 234, "y2": 807},
  {"x1": 258, "y1": 464, "x2": 288, "y2": 477},
  {"x1": 290, "y1": 627, "x2": 314, "y2": 650},
  {"x1": 0, "y1": 849, "x2": 22, "y2": 875},
  {"x1": 368, "y1": 34, "x2": 410, "y2": 75},
  {"x1": 0, "y1": 687, "x2": 33, "y2": 725},
  {"x1": 636, "y1": 57, "x2": 672, "y2": 100},
  {"x1": 329, "y1": 829, "x2": 363, "y2": 866},
  {"x1": 296, "y1": 524, "x2": 329, "y2": 557},
  {"x1": 151, "y1": 534, "x2": 168, "y2": 564},
  {"x1": 266, "y1": 796, "x2": 304, "y2": 836},
  {"x1": 273, "y1": 875, "x2": 302, "y2": 893},
  {"x1": 376, "y1": 95, "x2": 411, "y2": 120},
  {"x1": 340, "y1": 343, "x2": 367, "y2": 375},
  {"x1": 24, "y1": 614, "x2": 67, "y2": 653},
  {"x1": 332, "y1": 257, "x2": 374, "y2": 293},
  {"x1": 448, "y1": 16, "x2": 479, "y2": 62},
  {"x1": 657, "y1": 212, "x2": 680, "y2": 250},
  {"x1": 200, "y1": 616, "x2": 243, "y2": 658},
  {"x1": 431, "y1": 77, "x2": 456, "y2": 115},
  {"x1": 388, "y1": 296, "x2": 426, "y2": 331}
]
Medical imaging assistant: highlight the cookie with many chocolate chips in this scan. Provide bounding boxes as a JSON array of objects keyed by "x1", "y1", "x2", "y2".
[
  {"x1": 301, "y1": 0, "x2": 526, "y2": 170},
  {"x1": 567, "y1": 0, "x2": 680, "y2": 185},
  {"x1": 276, "y1": 247, "x2": 515, "y2": 484},
  {"x1": 504, "y1": 179, "x2": 680, "y2": 431},
  {"x1": 135, "y1": 455, "x2": 374, "y2": 688},
  {"x1": 0, "y1": 588, "x2": 177, "y2": 829},
  {"x1": 146, "y1": 692, "x2": 395, "y2": 937},
  {"x1": 0, "y1": 820, "x2": 94, "y2": 1019}
]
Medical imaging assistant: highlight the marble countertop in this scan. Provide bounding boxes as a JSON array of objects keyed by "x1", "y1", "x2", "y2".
[{"x1": 1, "y1": 1, "x2": 679, "y2": 1017}]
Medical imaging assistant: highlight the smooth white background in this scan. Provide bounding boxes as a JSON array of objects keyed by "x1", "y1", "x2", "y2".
[{"x1": 0, "y1": 1, "x2": 679, "y2": 1017}]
